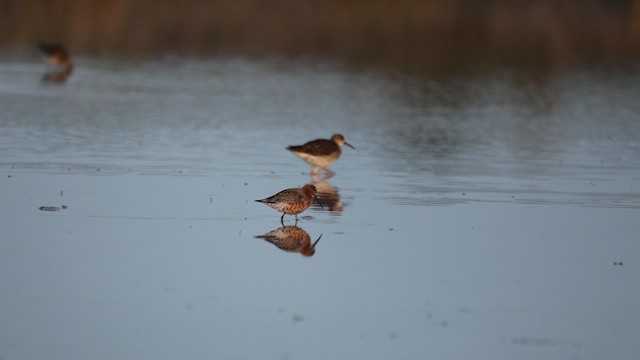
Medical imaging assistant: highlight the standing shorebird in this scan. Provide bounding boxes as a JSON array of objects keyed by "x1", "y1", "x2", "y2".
[
  {"x1": 39, "y1": 43, "x2": 73, "y2": 72},
  {"x1": 38, "y1": 42, "x2": 73, "y2": 83},
  {"x1": 287, "y1": 134, "x2": 355, "y2": 175},
  {"x1": 255, "y1": 184, "x2": 322, "y2": 223}
]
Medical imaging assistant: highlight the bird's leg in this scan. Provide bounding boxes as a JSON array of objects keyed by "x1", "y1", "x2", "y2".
[
  {"x1": 280, "y1": 213, "x2": 285, "y2": 225},
  {"x1": 318, "y1": 168, "x2": 334, "y2": 181}
]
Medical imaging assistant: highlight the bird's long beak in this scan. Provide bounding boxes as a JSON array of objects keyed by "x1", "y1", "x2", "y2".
[
  {"x1": 345, "y1": 142, "x2": 355, "y2": 150},
  {"x1": 314, "y1": 194, "x2": 324, "y2": 209},
  {"x1": 312, "y1": 234, "x2": 322, "y2": 248}
]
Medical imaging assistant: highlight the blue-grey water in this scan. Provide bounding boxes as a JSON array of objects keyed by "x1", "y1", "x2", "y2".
[{"x1": 1, "y1": 53, "x2": 639, "y2": 360}]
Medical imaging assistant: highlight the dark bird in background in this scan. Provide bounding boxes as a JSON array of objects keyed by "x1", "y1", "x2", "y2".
[
  {"x1": 38, "y1": 42, "x2": 73, "y2": 83},
  {"x1": 287, "y1": 134, "x2": 355, "y2": 176}
]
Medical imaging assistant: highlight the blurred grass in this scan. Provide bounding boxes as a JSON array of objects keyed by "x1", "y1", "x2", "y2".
[{"x1": 1, "y1": 0, "x2": 639, "y2": 76}]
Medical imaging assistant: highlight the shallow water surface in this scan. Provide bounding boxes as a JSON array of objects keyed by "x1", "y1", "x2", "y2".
[{"x1": 1, "y1": 55, "x2": 639, "y2": 359}]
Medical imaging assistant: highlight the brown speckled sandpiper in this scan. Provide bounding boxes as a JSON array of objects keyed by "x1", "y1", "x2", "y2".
[{"x1": 255, "y1": 184, "x2": 322, "y2": 223}]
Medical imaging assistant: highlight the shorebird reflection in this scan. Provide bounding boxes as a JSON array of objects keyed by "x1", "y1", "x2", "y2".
[
  {"x1": 310, "y1": 177, "x2": 343, "y2": 214},
  {"x1": 38, "y1": 42, "x2": 73, "y2": 84},
  {"x1": 255, "y1": 225, "x2": 322, "y2": 257},
  {"x1": 41, "y1": 70, "x2": 72, "y2": 84}
]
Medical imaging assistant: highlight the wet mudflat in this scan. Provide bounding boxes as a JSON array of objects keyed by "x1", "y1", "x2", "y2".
[{"x1": 1, "y1": 54, "x2": 639, "y2": 360}]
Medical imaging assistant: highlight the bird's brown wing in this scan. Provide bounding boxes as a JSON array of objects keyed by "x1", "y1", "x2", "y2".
[{"x1": 287, "y1": 139, "x2": 337, "y2": 156}]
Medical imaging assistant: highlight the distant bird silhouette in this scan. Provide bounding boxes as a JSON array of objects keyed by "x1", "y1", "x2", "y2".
[
  {"x1": 255, "y1": 184, "x2": 322, "y2": 223},
  {"x1": 38, "y1": 42, "x2": 73, "y2": 83},
  {"x1": 287, "y1": 134, "x2": 355, "y2": 175}
]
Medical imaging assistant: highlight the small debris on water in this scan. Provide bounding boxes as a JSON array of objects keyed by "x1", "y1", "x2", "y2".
[
  {"x1": 613, "y1": 261, "x2": 623, "y2": 266},
  {"x1": 39, "y1": 205, "x2": 69, "y2": 212},
  {"x1": 39, "y1": 206, "x2": 60, "y2": 212},
  {"x1": 425, "y1": 312, "x2": 433, "y2": 319},
  {"x1": 291, "y1": 314, "x2": 304, "y2": 323}
]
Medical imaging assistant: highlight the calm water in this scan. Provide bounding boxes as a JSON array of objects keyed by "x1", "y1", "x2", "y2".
[{"x1": 1, "y1": 54, "x2": 639, "y2": 360}]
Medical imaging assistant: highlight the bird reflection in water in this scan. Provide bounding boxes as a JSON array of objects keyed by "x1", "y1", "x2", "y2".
[
  {"x1": 255, "y1": 226, "x2": 322, "y2": 257},
  {"x1": 38, "y1": 42, "x2": 73, "y2": 84},
  {"x1": 310, "y1": 173, "x2": 343, "y2": 214}
]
